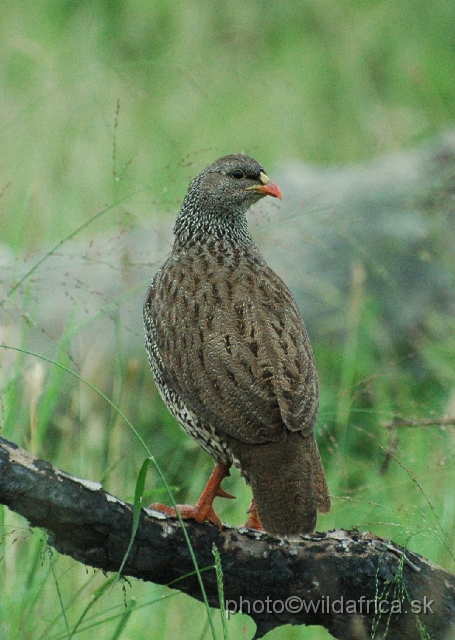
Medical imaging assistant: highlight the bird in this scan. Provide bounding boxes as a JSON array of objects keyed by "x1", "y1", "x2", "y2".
[{"x1": 143, "y1": 154, "x2": 331, "y2": 536}]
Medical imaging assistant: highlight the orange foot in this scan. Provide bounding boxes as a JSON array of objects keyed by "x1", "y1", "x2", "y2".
[
  {"x1": 149, "y1": 461, "x2": 234, "y2": 531},
  {"x1": 245, "y1": 500, "x2": 265, "y2": 531}
]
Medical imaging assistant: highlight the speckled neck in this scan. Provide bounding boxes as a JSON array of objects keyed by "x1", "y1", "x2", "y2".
[{"x1": 173, "y1": 172, "x2": 257, "y2": 249}]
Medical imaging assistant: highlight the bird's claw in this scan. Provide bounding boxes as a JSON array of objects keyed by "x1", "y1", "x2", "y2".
[
  {"x1": 149, "y1": 502, "x2": 224, "y2": 531},
  {"x1": 216, "y1": 487, "x2": 236, "y2": 500},
  {"x1": 245, "y1": 500, "x2": 265, "y2": 531}
]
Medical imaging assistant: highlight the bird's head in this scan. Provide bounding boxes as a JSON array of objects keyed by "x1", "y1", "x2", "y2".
[
  {"x1": 174, "y1": 154, "x2": 282, "y2": 244},
  {"x1": 195, "y1": 154, "x2": 282, "y2": 208}
]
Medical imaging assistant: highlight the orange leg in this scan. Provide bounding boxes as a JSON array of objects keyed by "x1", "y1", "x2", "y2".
[
  {"x1": 245, "y1": 500, "x2": 265, "y2": 531},
  {"x1": 149, "y1": 461, "x2": 234, "y2": 531}
]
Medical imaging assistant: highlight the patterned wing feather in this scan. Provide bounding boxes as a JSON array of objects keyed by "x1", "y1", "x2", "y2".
[{"x1": 148, "y1": 241, "x2": 318, "y2": 446}]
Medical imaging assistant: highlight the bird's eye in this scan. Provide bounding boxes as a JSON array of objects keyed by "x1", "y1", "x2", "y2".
[{"x1": 231, "y1": 169, "x2": 245, "y2": 179}]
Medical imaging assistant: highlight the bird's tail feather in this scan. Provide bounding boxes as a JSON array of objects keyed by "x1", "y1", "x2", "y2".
[
  {"x1": 309, "y1": 433, "x2": 331, "y2": 514},
  {"x1": 230, "y1": 432, "x2": 330, "y2": 536}
]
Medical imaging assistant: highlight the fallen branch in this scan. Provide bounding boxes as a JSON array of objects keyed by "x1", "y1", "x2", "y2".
[{"x1": 1, "y1": 436, "x2": 454, "y2": 639}]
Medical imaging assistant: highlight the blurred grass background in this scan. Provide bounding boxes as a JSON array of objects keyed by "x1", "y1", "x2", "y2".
[{"x1": 1, "y1": 1, "x2": 455, "y2": 639}]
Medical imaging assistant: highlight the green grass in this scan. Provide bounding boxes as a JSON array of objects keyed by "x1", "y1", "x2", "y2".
[{"x1": 1, "y1": 1, "x2": 455, "y2": 639}]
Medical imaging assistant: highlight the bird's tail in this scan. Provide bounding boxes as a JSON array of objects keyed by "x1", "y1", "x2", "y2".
[{"x1": 233, "y1": 432, "x2": 330, "y2": 537}]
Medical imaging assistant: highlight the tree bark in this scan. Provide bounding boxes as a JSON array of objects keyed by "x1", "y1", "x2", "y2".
[{"x1": 1, "y1": 436, "x2": 454, "y2": 639}]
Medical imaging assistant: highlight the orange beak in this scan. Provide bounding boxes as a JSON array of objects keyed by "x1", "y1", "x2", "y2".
[
  {"x1": 246, "y1": 171, "x2": 282, "y2": 200},
  {"x1": 252, "y1": 181, "x2": 283, "y2": 200}
]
